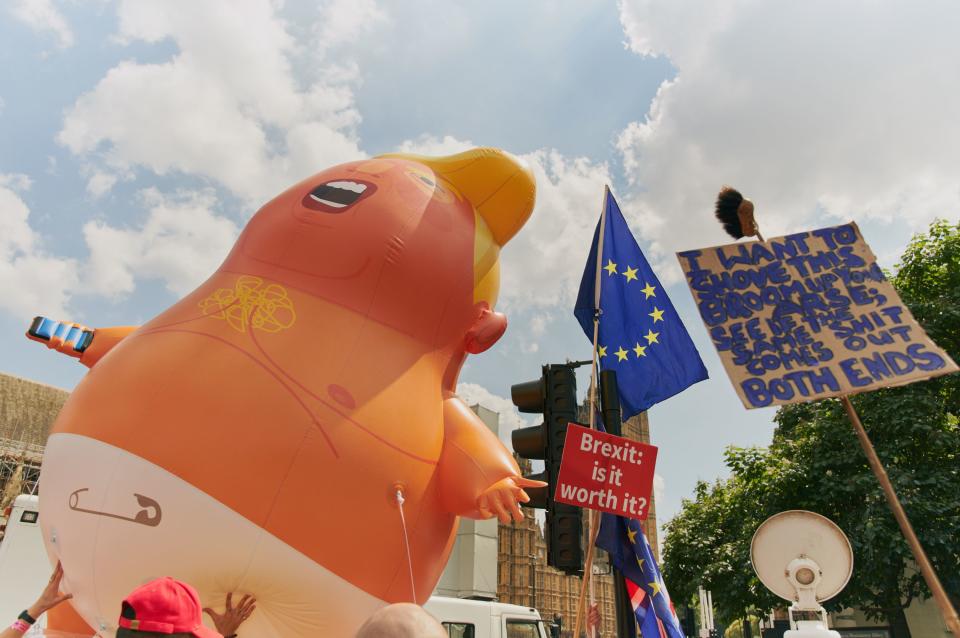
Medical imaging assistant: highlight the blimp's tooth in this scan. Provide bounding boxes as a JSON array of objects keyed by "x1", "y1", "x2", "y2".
[
  {"x1": 327, "y1": 180, "x2": 366, "y2": 194},
  {"x1": 310, "y1": 194, "x2": 348, "y2": 208}
]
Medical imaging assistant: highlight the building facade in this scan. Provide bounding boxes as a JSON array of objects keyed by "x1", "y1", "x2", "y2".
[{"x1": 497, "y1": 409, "x2": 659, "y2": 636}]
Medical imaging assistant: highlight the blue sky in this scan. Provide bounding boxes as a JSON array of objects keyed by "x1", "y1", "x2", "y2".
[{"x1": 2, "y1": 0, "x2": 959, "y2": 530}]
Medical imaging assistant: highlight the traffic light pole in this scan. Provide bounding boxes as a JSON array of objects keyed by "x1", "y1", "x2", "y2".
[{"x1": 511, "y1": 363, "x2": 584, "y2": 573}]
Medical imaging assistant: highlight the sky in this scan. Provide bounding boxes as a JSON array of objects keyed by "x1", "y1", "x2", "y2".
[{"x1": 2, "y1": 0, "x2": 959, "y2": 533}]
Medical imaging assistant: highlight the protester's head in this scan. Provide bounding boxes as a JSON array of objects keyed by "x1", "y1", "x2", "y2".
[
  {"x1": 355, "y1": 603, "x2": 447, "y2": 638},
  {"x1": 116, "y1": 577, "x2": 221, "y2": 638}
]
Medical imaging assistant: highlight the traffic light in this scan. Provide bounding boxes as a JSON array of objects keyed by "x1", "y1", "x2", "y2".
[{"x1": 511, "y1": 363, "x2": 584, "y2": 574}]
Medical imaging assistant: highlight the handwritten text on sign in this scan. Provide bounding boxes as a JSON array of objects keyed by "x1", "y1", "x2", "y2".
[
  {"x1": 677, "y1": 223, "x2": 958, "y2": 409},
  {"x1": 554, "y1": 424, "x2": 658, "y2": 519}
]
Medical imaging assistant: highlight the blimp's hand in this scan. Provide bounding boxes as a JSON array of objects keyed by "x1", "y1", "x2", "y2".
[
  {"x1": 26, "y1": 317, "x2": 93, "y2": 359},
  {"x1": 476, "y1": 477, "x2": 547, "y2": 523},
  {"x1": 25, "y1": 317, "x2": 138, "y2": 368}
]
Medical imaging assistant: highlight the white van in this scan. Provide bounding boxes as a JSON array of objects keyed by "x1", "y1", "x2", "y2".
[
  {"x1": 424, "y1": 596, "x2": 548, "y2": 638},
  {"x1": 0, "y1": 495, "x2": 51, "y2": 631}
]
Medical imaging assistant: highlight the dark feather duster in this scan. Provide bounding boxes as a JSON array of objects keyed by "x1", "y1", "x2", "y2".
[{"x1": 715, "y1": 186, "x2": 744, "y2": 239}]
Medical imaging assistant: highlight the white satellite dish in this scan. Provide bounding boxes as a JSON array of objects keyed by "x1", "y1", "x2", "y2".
[{"x1": 751, "y1": 511, "x2": 854, "y2": 638}]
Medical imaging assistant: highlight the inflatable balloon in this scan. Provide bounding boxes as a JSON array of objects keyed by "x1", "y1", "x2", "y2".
[{"x1": 29, "y1": 148, "x2": 540, "y2": 637}]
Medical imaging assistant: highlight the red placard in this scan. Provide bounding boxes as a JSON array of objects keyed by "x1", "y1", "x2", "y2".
[{"x1": 554, "y1": 423, "x2": 658, "y2": 519}]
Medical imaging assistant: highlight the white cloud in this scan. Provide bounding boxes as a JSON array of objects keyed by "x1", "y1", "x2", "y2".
[
  {"x1": 83, "y1": 188, "x2": 239, "y2": 298},
  {"x1": 0, "y1": 174, "x2": 32, "y2": 192},
  {"x1": 53, "y1": 1, "x2": 616, "y2": 311},
  {"x1": 498, "y1": 150, "x2": 613, "y2": 310},
  {"x1": 652, "y1": 472, "x2": 665, "y2": 513},
  {"x1": 0, "y1": 177, "x2": 239, "y2": 320},
  {"x1": 313, "y1": 0, "x2": 388, "y2": 55},
  {"x1": 86, "y1": 171, "x2": 119, "y2": 198},
  {"x1": 10, "y1": 0, "x2": 75, "y2": 48},
  {"x1": 652, "y1": 472, "x2": 666, "y2": 547},
  {"x1": 617, "y1": 0, "x2": 960, "y2": 277},
  {"x1": 59, "y1": 0, "x2": 365, "y2": 204},
  {"x1": 529, "y1": 313, "x2": 550, "y2": 337},
  {"x1": 395, "y1": 135, "x2": 475, "y2": 157},
  {"x1": 0, "y1": 174, "x2": 78, "y2": 318},
  {"x1": 520, "y1": 312, "x2": 554, "y2": 354}
]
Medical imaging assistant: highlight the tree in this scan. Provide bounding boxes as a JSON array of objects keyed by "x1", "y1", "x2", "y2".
[{"x1": 662, "y1": 220, "x2": 960, "y2": 638}]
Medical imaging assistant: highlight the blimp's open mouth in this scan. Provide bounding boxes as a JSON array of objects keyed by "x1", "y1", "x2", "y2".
[{"x1": 302, "y1": 180, "x2": 375, "y2": 213}]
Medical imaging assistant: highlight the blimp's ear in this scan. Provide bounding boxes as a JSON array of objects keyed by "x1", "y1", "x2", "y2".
[
  {"x1": 377, "y1": 147, "x2": 536, "y2": 246},
  {"x1": 464, "y1": 302, "x2": 507, "y2": 354}
]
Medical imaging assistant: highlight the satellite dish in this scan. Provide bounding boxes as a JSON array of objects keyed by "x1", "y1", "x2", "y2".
[{"x1": 751, "y1": 510, "x2": 853, "y2": 608}]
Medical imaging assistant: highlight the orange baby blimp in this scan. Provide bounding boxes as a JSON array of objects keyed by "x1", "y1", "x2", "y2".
[{"x1": 31, "y1": 148, "x2": 541, "y2": 637}]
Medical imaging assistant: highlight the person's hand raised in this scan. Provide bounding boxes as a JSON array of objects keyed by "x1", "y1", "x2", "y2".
[
  {"x1": 204, "y1": 592, "x2": 256, "y2": 637},
  {"x1": 27, "y1": 561, "x2": 74, "y2": 620}
]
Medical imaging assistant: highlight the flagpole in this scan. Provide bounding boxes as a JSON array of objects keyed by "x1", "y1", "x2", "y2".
[
  {"x1": 841, "y1": 396, "x2": 960, "y2": 638},
  {"x1": 575, "y1": 185, "x2": 610, "y2": 638}
]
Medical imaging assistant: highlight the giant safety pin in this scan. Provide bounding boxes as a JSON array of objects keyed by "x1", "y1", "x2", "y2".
[{"x1": 68, "y1": 488, "x2": 162, "y2": 527}]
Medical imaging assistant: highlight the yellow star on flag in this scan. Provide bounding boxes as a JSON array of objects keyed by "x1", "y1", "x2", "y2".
[
  {"x1": 597, "y1": 345, "x2": 607, "y2": 358},
  {"x1": 640, "y1": 282, "x2": 656, "y2": 299},
  {"x1": 645, "y1": 329, "x2": 660, "y2": 345},
  {"x1": 648, "y1": 580, "x2": 662, "y2": 597},
  {"x1": 649, "y1": 307, "x2": 665, "y2": 322},
  {"x1": 627, "y1": 527, "x2": 637, "y2": 545},
  {"x1": 604, "y1": 259, "x2": 618, "y2": 276},
  {"x1": 622, "y1": 266, "x2": 638, "y2": 282},
  {"x1": 633, "y1": 343, "x2": 647, "y2": 357},
  {"x1": 615, "y1": 346, "x2": 629, "y2": 362},
  {"x1": 637, "y1": 556, "x2": 646, "y2": 570}
]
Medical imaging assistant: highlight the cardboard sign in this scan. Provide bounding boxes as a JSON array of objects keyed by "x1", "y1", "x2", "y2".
[
  {"x1": 677, "y1": 222, "x2": 958, "y2": 409},
  {"x1": 554, "y1": 424, "x2": 658, "y2": 519}
]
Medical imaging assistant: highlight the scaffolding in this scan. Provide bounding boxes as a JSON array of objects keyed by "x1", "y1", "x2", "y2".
[
  {"x1": 1, "y1": 434, "x2": 45, "y2": 502},
  {"x1": 0, "y1": 372, "x2": 67, "y2": 515}
]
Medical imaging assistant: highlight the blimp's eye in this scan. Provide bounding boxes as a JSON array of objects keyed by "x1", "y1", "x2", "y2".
[
  {"x1": 404, "y1": 168, "x2": 455, "y2": 203},
  {"x1": 302, "y1": 180, "x2": 373, "y2": 213}
]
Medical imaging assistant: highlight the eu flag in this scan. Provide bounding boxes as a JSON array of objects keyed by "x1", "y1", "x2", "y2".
[
  {"x1": 574, "y1": 188, "x2": 707, "y2": 417},
  {"x1": 597, "y1": 513, "x2": 685, "y2": 638}
]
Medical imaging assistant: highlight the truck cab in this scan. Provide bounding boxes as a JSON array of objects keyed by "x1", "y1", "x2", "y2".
[
  {"x1": 424, "y1": 596, "x2": 548, "y2": 638},
  {"x1": 0, "y1": 495, "x2": 50, "y2": 629}
]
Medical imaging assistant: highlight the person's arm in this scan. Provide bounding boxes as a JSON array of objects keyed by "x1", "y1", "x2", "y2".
[
  {"x1": 2, "y1": 562, "x2": 73, "y2": 638},
  {"x1": 586, "y1": 603, "x2": 602, "y2": 638},
  {"x1": 203, "y1": 592, "x2": 256, "y2": 638}
]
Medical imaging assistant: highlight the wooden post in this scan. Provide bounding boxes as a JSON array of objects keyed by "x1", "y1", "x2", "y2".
[
  {"x1": 573, "y1": 509, "x2": 602, "y2": 638},
  {"x1": 841, "y1": 396, "x2": 960, "y2": 638}
]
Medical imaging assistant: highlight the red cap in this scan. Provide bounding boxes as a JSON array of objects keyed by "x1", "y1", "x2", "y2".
[{"x1": 118, "y1": 577, "x2": 221, "y2": 637}]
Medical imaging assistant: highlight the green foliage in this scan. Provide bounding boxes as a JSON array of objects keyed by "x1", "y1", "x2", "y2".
[{"x1": 662, "y1": 220, "x2": 960, "y2": 627}]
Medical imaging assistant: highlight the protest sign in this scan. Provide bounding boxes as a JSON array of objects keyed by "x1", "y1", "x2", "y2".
[
  {"x1": 554, "y1": 423, "x2": 658, "y2": 519},
  {"x1": 677, "y1": 222, "x2": 958, "y2": 409}
]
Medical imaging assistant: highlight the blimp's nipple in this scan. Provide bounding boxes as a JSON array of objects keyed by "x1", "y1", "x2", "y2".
[{"x1": 327, "y1": 384, "x2": 356, "y2": 410}]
